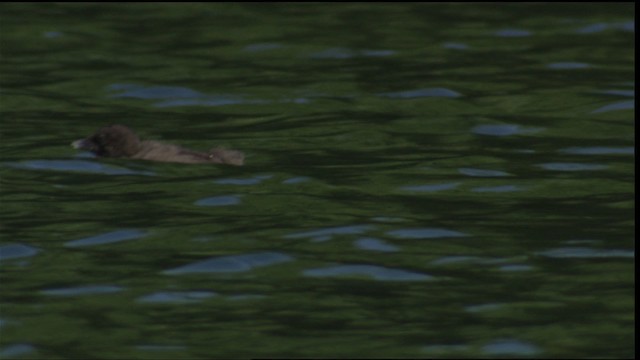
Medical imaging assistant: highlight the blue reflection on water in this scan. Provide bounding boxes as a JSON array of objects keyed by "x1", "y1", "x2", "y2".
[
  {"x1": 472, "y1": 124, "x2": 541, "y2": 137},
  {"x1": 421, "y1": 344, "x2": 468, "y2": 353},
  {"x1": 43, "y1": 31, "x2": 63, "y2": 38},
  {"x1": 109, "y1": 84, "x2": 204, "y2": 99},
  {"x1": 154, "y1": 97, "x2": 265, "y2": 108},
  {"x1": 381, "y1": 87, "x2": 462, "y2": 99},
  {"x1": 495, "y1": 29, "x2": 532, "y2": 37},
  {"x1": 303, "y1": 264, "x2": 433, "y2": 281},
  {"x1": 547, "y1": 62, "x2": 591, "y2": 69},
  {"x1": 65, "y1": 229, "x2": 148, "y2": 247},
  {"x1": 163, "y1": 252, "x2": 293, "y2": 275},
  {"x1": 243, "y1": 43, "x2": 284, "y2": 52},
  {"x1": 310, "y1": 47, "x2": 396, "y2": 59},
  {"x1": 4, "y1": 160, "x2": 154, "y2": 176},
  {"x1": 465, "y1": 303, "x2": 505, "y2": 313},
  {"x1": 472, "y1": 185, "x2": 522, "y2": 193},
  {"x1": 0, "y1": 244, "x2": 39, "y2": 261},
  {"x1": 282, "y1": 176, "x2": 312, "y2": 184},
  {"x1": 353, "y1": 238, "x2": 400, "y2": 252},
  {"x1": 285, "y1": 225, "x2": 374, "y2": 242},
  {"x1": 591, "y1": 100, "x2": 634, "y2": 113},
  {"x1": 442, "y1": 42, "x2": 469, "y2": 50},
  {"x1": 137, "y1": 291, "x2": 218, "y2": 304},
  {"x1": 194, "y1": 195, "x2": 242, "y2": 206},
  {"x1": 135, "y1": 345, "x2": 187, "y2": 352},
  {"x1": 498, "y1": 264, "x2": 533, "y2": 272},
  {"x1": 459, "y1": 168, "x2": 511, "y2": 177},
  {"x1": 387, "y1": 228, "x2": 468, "y2": 239},
  {"x1": 215, "y1": 175, "x2": 272, "y2": 185},
  {"x1": 0, "y1": 344, "x2": 37, "y2": 358},
  {"x1": 482, "y1": 339, "x2": 540, "y2": 356},
  {"x1": 598, "y1": 89, "x2": 634, "y2": 97},
  {"x1": 576, "y1": 21, "x2": 634, "y2": 33},
  {"x1": 108, "y1": 83, "x2": 267, "y2": 108},
  {"x1": 431, "y1": 256, "x2": 508, "y2": 266},
  {"x1": 538, "y1": 163, "x2": 608, "y2": 171},
  {"x1": 559, "y1": 146, "x2": 634, "y2": 155},
  {"x1": 537, "y1": 247, "x2": 634, "y2": 258},
  {"x1": 40, "y1": 285, "x2": 123, "y2": 296},
  {"x1": 400, "y1": 182, "x2": 460, "y2": 192}
]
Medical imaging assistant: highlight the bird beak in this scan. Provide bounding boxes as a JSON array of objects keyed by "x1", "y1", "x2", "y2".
[{"x1": 71, "y1": 139, "x2": 89, "y2": 150}]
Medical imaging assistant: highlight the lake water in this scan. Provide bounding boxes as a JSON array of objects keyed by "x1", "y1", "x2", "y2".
[{"x1": 0, "y1": 3, "x2": 634, "y2": 359}]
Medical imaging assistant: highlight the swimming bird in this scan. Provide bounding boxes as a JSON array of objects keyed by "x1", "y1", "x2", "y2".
[{"x1": 71, "y1": 124, "x2": 244, "y2": 165}]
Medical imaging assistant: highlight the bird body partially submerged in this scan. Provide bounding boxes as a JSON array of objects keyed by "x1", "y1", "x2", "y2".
[{"x1": 72, "y1": 124, "x2": 244, "y2": 166}]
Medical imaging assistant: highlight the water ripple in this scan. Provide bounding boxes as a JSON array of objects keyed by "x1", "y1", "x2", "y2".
[
  {"x1": 243, "y1": 43, "x2": 284, "y2": 52},
  {"x1": 137, "y1": 291, "x2": 218, "y2": 304},
  {"x1": 194, "y1": 195, "x2": 242, "y2": 207},
  {"x1": 381, "y1": 87, "x2": 462, "y2": 99},
  {"x1": 4, "y1": 160, "x2": 154, "y2": 176},
  {"x1": 285, "y1": 225, "x2": 373, "y2": 242},
  {"x1": 431, "y1": 256, "x2": 507, "y2": 266},
  {"x1": 387, "y1": 228, "x2": 468, "y2": 239},
  {"x1": 303, "y1": 264, "x2": 433, "y2": 281},
  {"x1": 538, "y1": 163, "x2": 608, "y2": 171},
  {"x1": 40, "y1": 285, "x2": 124, "y2": 296},
  {"x1": 65, "y1": 229, "x2": 148, "y2": 247},
  {"x1": 537, "y1": 247, "x2": 634, "y2": 259},
  {"x1": 591, "y1": 100, "x2": 634, "y2": 113},
  {"x1": 482, "y1": 339, "x2": 540, "y2": 356},
  {"x1": 471, "y1": 185, "x2": 522, "y2": 193},
  {"x1": 494, "y1": 29, "x2": 532, "y2": 37},
  {"x1": 215, "y1": 175, "x2": 272, "y2": 185},
  {"x1": 107, "y1": 83, "x2": 267, "y2": 108},
  {"x1": 576, "y1": 21, "x2": 634, "y2": 34},
  {"x1": 163, "y1": 252, "x2": 293, "y2": 275},
  {"x1": 459, "y1": 168, "x2": 511, "y2": 177},
  {"x1": 559, "y1": 146, "x2": 634, "y2": 155},
  {"x1": 546, "y1": 62, "x2": 591, "y2": 69},
  {"x1": 310, "y1": 47, "x2": 396, "y2": 59},
  {"x1": 0, "y1": 344, "x2": 37, "y2": 358},
  {"x1": 353, "y1": 238, "x2": 400, "y2": 252},
  {"x1": 472, "y1": 124, "x2": 541, "y2": 136},
  {"x1": 400, "y1": 182, "x2": 460, "y2": 192},
  {"x1": 0, "y1": 244, "x2": 39, "y2": 261}
]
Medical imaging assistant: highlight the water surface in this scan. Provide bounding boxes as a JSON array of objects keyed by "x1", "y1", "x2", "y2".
[{"x1": 0, "y1": 3, "x2": 634, "y2": 359}]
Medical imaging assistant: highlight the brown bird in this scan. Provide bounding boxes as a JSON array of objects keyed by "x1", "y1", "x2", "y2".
[{"x1": 72, "y1": 124, "x2": 244, "y2": 166}]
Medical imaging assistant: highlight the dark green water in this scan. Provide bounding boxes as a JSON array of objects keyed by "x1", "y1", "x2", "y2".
[{"x1": 0, "y1": 3, "x2": 634, "y2": 359}]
